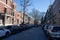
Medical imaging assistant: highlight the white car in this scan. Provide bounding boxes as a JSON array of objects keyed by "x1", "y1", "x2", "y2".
[
  {"x1": 0, "y1": 27, "x2": 11, "y2": 38},
  {"x1": 46, "y1": 25, "x2": 55, "y2": 33},
  {"x1": 47, "y1": 26, "x2": 60, "y2": 39}
]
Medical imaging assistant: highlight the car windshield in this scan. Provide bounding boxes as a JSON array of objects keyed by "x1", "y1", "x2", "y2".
[{"x1": 52, "y1": 27, "x2": 60, "y2": 32}]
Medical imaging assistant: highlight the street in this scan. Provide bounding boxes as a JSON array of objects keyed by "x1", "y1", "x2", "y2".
[
  {"x1": 2, "y1": 27, "x2": 48, "y2": 40},
  {"x1": 0, "y1": 0, "x2": 60, "y2": 40}
]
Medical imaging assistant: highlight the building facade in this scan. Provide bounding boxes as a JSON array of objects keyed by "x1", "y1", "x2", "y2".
[
  {"x1": 0, "y1": 0, "x2": 22, "y2": 26},
  {"x1": 45, "y1": 5, "x2": 53, "y2": 24},
  {"x1": 45, "y1": 0, "x2": 60, "y2": 26},
  {"x1": 52, "y1": 0, "x2": 60, "y2": 26},
  {"x1": 14, "y1": 11, "x2": 23, "y2": 26},
  {"x1": 0, "y1": 0, "x2": 34, "y2": 26}
]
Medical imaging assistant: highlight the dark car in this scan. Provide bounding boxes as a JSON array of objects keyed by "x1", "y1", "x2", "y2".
[
  {"x1": 20, "y1": 24, "x2": 27, "y2": 30},
  {"x1": 24, "y1": 24, "x2": 32, "y2": 29},
  {"x1": 5, "y1": 25, "x2": 21, "y2": 34},
  {"x1": 20, "y1": 23, "x2": 33, "y2": 30},
  {"x1": 42, "y1": 24, "x2": 49, "y2": 29}
]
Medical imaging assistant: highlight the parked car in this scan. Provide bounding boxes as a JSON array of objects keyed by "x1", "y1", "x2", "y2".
[
  {"x1": 5, "y1": 25, "x2": 21, "y2": 34},
  {"x1": 42, "y1": 24, "x2": 49, "y2": 29},
  {"x1": 48, "y1": 27, "x2": 60, "y2": 39},
  {"x1": 0, "y1": 27, "x2": 11, "y2": 38},
  {"x1": 46, "y1": 25, "x2": 56, "y2": 34},
  {"x1": 20, "y1": 24, "x2": 28, "y2": 30},
  {"x1": 25, "y1": 24, "x2": 33, "y2": 29},
  {"x1": 44, "y1": 24, "x2": 49, "y2": 31},
  {"x1": 20, "y1": 23, "x2": 34, "y2": 31}
]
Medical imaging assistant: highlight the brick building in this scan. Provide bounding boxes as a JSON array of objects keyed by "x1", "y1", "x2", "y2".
[
  {"x1": 0, "y1": 0, "x2": 34, "y2": 26},
  {"x1": 0, "y1": 0, "x2": 22, "y2": 26},
  {"x1": 45, "y1": 5, "x2": 53, "y2": 24},
  {"x1": 52, "y1": 0, "x2": 60, "y2": 26},
  {"x1": 45, "y1": 0, "x2": 60, "y2": 26}
]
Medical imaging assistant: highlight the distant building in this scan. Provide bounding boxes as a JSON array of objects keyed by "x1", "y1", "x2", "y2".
[{"x1": 23, "y1": 14, "x2": 34, "y2": 24}]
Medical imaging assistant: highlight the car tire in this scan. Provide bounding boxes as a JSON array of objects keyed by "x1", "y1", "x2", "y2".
[{"x1": 5, "y1": 32, "x2": 10, "y2": 37}]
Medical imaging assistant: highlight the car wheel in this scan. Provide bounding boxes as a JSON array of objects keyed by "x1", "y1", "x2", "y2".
[{"x1": 5, "y1": 32, "x2": 10, "y2": 37}]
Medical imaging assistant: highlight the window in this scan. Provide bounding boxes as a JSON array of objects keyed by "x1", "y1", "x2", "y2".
[
  {"x1": 17, "y1": 19, "x2": 19, "y2": 25},
  {"x1": 12, "y1": 18, "x2": 14, "y2": 24},
  {"x1": 52, "y1": 5, "x2": 56, "y2": 10},
  {"x1": 4, "y1": 7, "x2": 6, "y2": 13},
  {"x1": 53, "y1": 13, "x2": 56, "y2": 17},
  {"x1": 58, "y1": 0, "x2": 60, "y2": 3},
  {"x1": 12, "y1": 12, "x2": 14, "y2": 16},
  {"x1": 11, "y1": 5, "x2": 14, "y2": 16},
  {"x1": 5, "y1": 0, "x2": 8, "y2": 4},
  {"x1": 6, "y1": 0, "x2": 7, "y2": 4},
  {"x1": 53, "y1": 27, "x2": 60, "y2": 32},
  {"x1": 59, "y1": 8, "x2": 60, "y2": 13}
]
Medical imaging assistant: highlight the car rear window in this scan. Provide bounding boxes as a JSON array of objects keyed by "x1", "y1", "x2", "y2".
[{"x1": 52, "y1": 27, "x2": 60, "y2": 32}]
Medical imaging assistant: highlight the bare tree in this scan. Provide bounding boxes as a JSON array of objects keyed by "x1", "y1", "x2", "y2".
[
  {"x1": 20, "y1": 0, "x2": 31, "y2": 24},
  {"x1": 29, "y1": 9, "x2": 40, "y2": 24}
]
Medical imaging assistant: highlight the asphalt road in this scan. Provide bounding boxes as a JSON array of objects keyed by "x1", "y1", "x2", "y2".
[{"x1": 3, "y1": 27, "x2": 48, "y2": 40}]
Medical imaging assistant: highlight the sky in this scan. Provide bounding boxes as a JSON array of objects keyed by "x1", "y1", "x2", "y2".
[{"x1": 14, "y1": 0, "x2": 54, "y2": 12}]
